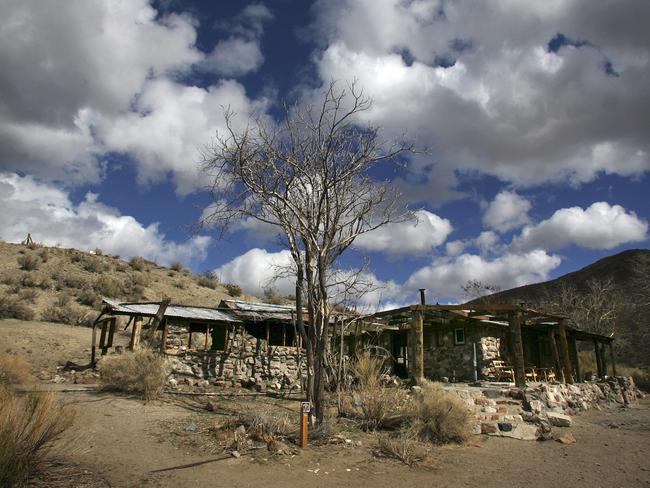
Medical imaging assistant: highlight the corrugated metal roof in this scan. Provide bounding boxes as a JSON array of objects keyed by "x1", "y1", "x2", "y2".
[
  {"x1": 220, "y1": 299, "x2": 296, "y2": 321},
  {"x1": 102, "y1": 299, "x2": 241, "y2": 323}
]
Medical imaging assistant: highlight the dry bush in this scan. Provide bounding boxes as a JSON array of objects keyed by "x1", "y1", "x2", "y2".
[
  {"x1": 0, "y1": 354, "x2": 32, "y2": 385},
  {"x1": 94, "y1": 248, "x2": 103, "y2": 256},
  {"x1": 129, "y1": 256, "x2": 146, "y2": 271},
  {"x1": 618, "y1": 365, "x2": 650, "y2": 392},
  {"x1": 244, "y1": 410, "x2": 294, "y2": 442},
  {"x1": 0, "y1": 385, "x2": 75, "y2": 487},
  {"x1": 39, "y1": 249, "x2": 49, "y2": 263},
  {"x1": 81, "y1": 256, "x2": 105, "y2": 273},
  {"x1": 62, "y1": 273, "x2": 89, "y2": 290},
  {"x1": 41, "y1": 295, "x2": 87, "y2": 325},
  {"x1": 0, "y1": 295, "x2": 35, "y2": 321},
  {"x1": 18, "y1": 289, "x2": 38, "y2": 303},
  {"x1": 77, "y1": 287, "x2": 101, "y2": 307},
  {"x1": 407, "y1": 383, "x2": 471, "y2": 444},
  {"x1": 93, "y1": 275, "x2": 123, "y2": 298},
  {"x1": 17, "y1": 254, "x2": 40, "y2": 271},
  {"x1": 98, "y1": 350, "x2": 168, "y2": 400},
  {"x1": 170, "y1": 261, "x2": 183, "y2": 272},
  {"x1": 375, "y1": 430, "x2": 428, "y2": 467},
  {"x1": 196, "y1": 273, "x2": 219, "y2": 289},
  {"x1": 224, "y1": 283, "x2": 242, "y2": 297}
]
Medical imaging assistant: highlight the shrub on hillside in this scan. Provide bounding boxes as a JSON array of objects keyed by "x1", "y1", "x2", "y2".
[
  {"x1": 129, "y1": 256, "x2": 146, "y2": 271},
  {"x1": 39, "y1": 248, "x2": 49, "y2": 263},
  {"x1": 197, "y1": 273, "x2": 219, "y2": 289},
  {"x1": 82, "y1": 256, "x2": 105, "y2": 273},
  {"x1": 170, "y1": 261, "x2": 183, "y2": 272},
  {"x1": 17, "y1": 254, "x2": 40, "y2": 271},
  {"x1": 0, "y1": 295, "x2": 35, "y2": 321},
  {"x1": 62, "y1": 273, "x2": 89, "y2": 290},
  {"x1": 0, "y1": 354, "x2": 32, "y2": 385},
  {"x1": 0, "y1": 385, "x2": 75, "y2": 487},
  {"x1": 77, "y1": 287, "x2": 101, "y2": 307},
  {"x1": 18, "y1": 289, "x2": 38, "y2": 303},
  {"x1": 98, "y1": 350, "x2": 168, "y2": 400},
  {"x1": 94, "y1": 248, "x2": 103, "y2": 256},
  {"x1": 224, "y1": 283, "x2": 242, "y2": 297},
  {"x1": 93, "y1": 275, "x2": 123, "y2": 298},
  {"x1": 41, "y1": 295, "x2": 88, "y2": 325}
]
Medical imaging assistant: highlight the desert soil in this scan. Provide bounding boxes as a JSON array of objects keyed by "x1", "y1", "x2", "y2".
[{"x1": 2, "y1": 319, "x2": 650, "y2": 488}]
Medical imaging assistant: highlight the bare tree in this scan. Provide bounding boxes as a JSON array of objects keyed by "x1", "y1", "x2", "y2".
[
  {"x1": 461, "y1": 279, "x2": 502, "y2": 303},
  {"x1": 200, "y1": 81, "x2": 412, "y2": 423}
]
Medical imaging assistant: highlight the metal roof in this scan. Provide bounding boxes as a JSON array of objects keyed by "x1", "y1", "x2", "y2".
[
  {"x1": 102, "y1": 298, "x2": 241, "y2": 323},
  {"x1": 219, "y1": 299, "x2": 296, "y2": 321}
]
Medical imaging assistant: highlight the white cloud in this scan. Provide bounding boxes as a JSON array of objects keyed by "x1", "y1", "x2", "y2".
[
  {"x1": 405, "y1": 250, "x2": 562, "y2": 300},
  {"x1": 354, "y1": 210, "x2": 452, "y2": 256},
  {"x1": 483, "y1": 191, "x2": 531, "y2": 232},
  {"x1": 0, "y1": 173, "x2": 210, "y2": 265},
  {"x1": 201, "y1": 38, "x2": 264, "y2": 77},
  {"x1": 512, "y1": 201, "x2": 648, "y2": 251},
  {"x1": 311, "y1": 0, "x2": 650, "y2": 200},
  {"x1": 213, "y1": 248, "x2": 295, "y2": 296}
]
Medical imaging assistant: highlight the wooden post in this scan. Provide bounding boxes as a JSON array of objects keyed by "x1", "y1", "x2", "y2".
[
  {"x1": 146, "y1": 298, "x2": 170, "y2": 344},
  {"x1": 300, "y1": 402, "x2": 310, "y2": 448},
  {"x1": 99, "y1": 320, "x2": 109, "y2": 356},
  {"x1": 106, "y1": 317, "x2": 116, "y2": 349},
  {"x1": 160, "y1": 318, "x2": 168, "y2": 353},
  {"x1": 608, "y1": 342, "x2": 617, "y2": 377},
  {"x1": 508, "y1": 310, "x2": 526, "y2": 387},
  {"x1": 130, "y1": 316, "x2": 143, "y2": 351},
  {"x1": 558, "y1": 320, "x2": 574, "y2": 384},
  {"x1": 594, "y1": 339, "x2": 603, "y2": 378},
  {"x1": 599, "y1": 342, "x2": 608, "y2": 377},
  {"x1": 282, "y1": 322, "x2": 287, "y2": 347},
  {"x1": 568, "y1": 334, "x2": 581, "y2": 382},
  {"x1": 410, "y1": 309, "x2": 424, "y2": 385},
  {"x1": 204, "y1": 324, "x2": 210, "y2": 351},
  {"x1": 548, "y1": 327, "x2": 563, "y2": 382},
  {"x1": 188, "y1": 328, "x2": 193, "y2": 349}
]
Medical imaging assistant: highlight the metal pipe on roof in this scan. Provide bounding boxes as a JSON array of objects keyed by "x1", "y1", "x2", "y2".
[{"x1": 419, "y1": 289, "x2": 426, "y2": 305}]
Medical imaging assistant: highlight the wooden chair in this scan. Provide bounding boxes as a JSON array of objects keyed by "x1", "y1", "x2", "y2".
[
  {"x1": 525, "y1": 366, "x2": 538, "y2": 382},
  {"x1": 492, "y1": 360, "x2": 515, "y2": 382}
]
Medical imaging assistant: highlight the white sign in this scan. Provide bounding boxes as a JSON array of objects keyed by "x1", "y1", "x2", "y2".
[{"x1": 301, "y1": 401, "x2": 311, "y2": 413}]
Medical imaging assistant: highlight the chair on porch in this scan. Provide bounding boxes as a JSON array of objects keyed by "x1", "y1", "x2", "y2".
[{"x1": 492, "y1": 360, "x2": 515, "y2": 382}]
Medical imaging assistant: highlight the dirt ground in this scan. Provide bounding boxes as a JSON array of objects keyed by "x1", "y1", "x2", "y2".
[{"x1": 3, "y1": 320, "x2": 650, "y2": 488}]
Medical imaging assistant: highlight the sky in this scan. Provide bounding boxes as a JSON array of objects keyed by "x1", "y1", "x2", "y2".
[{"x1": 0, "y1": 0, "x2": 648, "y2": 309}]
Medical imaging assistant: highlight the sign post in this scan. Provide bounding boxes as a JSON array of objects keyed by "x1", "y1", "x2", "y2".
[{"x1": 300, "y1": 401, "x2": 310, "y2": 449}]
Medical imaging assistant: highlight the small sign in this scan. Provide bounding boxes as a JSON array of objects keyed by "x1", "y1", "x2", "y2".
[{"x1": 301, "y1": 401, "x2": 311, "y2": 413}]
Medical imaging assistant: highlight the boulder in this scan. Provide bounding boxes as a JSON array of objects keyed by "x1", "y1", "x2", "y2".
[{"x1": 546, "y1": 412, "x2": 572, "y2": 427}]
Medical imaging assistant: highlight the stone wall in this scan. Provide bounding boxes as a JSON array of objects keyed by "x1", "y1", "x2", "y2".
[{"x1": 165, "y1": 325, "x2": 306, "y2": 391}]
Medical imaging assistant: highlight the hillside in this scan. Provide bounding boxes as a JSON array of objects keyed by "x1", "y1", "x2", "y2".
[
  {"x1": 0, "y1": 240, "x2": 257, "y2": 325},
  {"x1": 479, "y1": 248, "x2": 650, "y2": 367}
]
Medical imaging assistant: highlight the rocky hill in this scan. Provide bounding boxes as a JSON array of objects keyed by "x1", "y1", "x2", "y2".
[{"x1": 0, "y1": 240, "x2": 256, "y2": 325}]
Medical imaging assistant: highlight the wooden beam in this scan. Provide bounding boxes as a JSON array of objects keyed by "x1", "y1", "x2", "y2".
[
  {"x1": 568, "y1": 334, "x2": 581, "y2": 382},
  {"x1": 146, "y1": 298, "x2": 170, "y2": 344},
  {"x1": 410, "y1": 310, "x2": 425, "y2": 385},
  {"x1": 160, "y1": 318, "x2": 168, "y2": 353},
  {"x1": 548, "y1": 327, "x2": 563, "y2": 382},
  {"x1": 508, "y1": 311, "x2": 526, "y2": 387},
  {"x1": 129, "y1": 316, "x2": 143, "y2": 351},
  {"x1": 609, "y1": 342, "x2": 617, "y2": 377},
  {"x1": 558, "y1": 319, "x2": 574, "y2": 384},
  {"x1": 594, "y1": 339, "x2": 604, "y2": 378},
  {"x1": 599, "y1": 342, "x2": 608, "y2": 377},
  {"x1": 188, "y1": 329, "x2": 193, "y2": 349},
  {"x1": 106, "y1": 317, "x2": 116, "y2": 349},
  {"x1": 99, "y1": 320, "x2": 109, "y2": 356},
  {"x1": 204, "y1": 323, "x2": 209, "y2": 351}
]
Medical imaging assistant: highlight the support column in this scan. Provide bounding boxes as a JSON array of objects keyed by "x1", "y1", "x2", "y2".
[
  {"x1": 99, "y1": 320, "x2": 109, "y2": 356},
  {"x1": 146, "y1": 298, "x2": 170, "y2": 344},
  {"x1": 204, "y1": 324, "x2": 210, "y2": 351},
  {"x1": 568, "y1": 334, "x2": 581, "y2": 382},
  {"x1": 188, "y1": 328, "x2": 193, "y2": 349},
  {"x1": 130, "y1": 316, "x2": 143, "y2": 351},
  {"x1": 594, "y1": 339, "x2": 604, "y2": 378},
  {"x1": 160, "y1": 318, "x2": 168, "y2": 353},
  {"x1": 508, "y1": 310, "x2": 526, "y2": 387},
  {"x1": 410, "y1": 309, "x2": 424, "y2": 385},
  {"x1": 558, "y1": 319, "x2": 574, "y2": 384},
  {"x1": 548, "y1": 327, "x2": 563, "y2": 382},
  {"x1": 106, "y1": 317, "x2": 116, "y2": 352},
  {"x1": 599, "y1": 342, "x2": 608, "y2": 377},
  {"x1": 608, "y1": 342, "x2": 617, "y2": 377}
]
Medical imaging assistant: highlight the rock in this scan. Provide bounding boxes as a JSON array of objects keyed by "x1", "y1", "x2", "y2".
[
  {"x1": 556, "y1": 432, "x2": 576, "y2": 444},
  {"x1": 547, "y1": 412, "x2": 572, "y2": 427},
  {"x1": 410, "y1": 386, "x2": 422, "y2": 394},
  {"x1": 231, "y1": 450, "x2": 241, "y2": 458},
  {"x1": 184, "y1": 422, "x2": 197, "y2": 432},
  {"x1": 529, "y1": 399, "x2": 544, "y2": 414},
  {"x1": 168, "y1": 378, "x2": 178, "y2": 388},
  {"x1": 235, "y1": 425, "x2": 246, "y2": 436},
  {"x1": 206, "y1": 400, "x2": 217, "y2": 412},
  {"x1": 500, "y1": 423, "x2": 540, "y2": 441},
  {"x1": 481, "y1": 423, "x2": 498, "y2": 434},
  {"x1": 196, "y1": 379, "x2": 210, "y2": 388},
  {"x1": 497, "y1": 423, "x2": 513, "y2": 432}
]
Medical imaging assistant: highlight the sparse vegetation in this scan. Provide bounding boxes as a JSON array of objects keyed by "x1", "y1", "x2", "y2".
[
  {"x1": 224, "y1": 283, "x2": 242, "y2": 297},
  {"x1": 0, "y1": 385, "x2": 75, "y2": 487},
  {"x1": 82, "y1": 255, "x2": 105, "y2": 273},
  {"x1": 77, "y1": 287, "x2": 101, "y2": 307},
  {"x1": 170, "y1": 261, "x2": 183, "y2": 272},
  {"x1": 41, "y1": 294, "x2": 88, "y2": 325},
  {"x1": 197, "y1": 272, "x2": 219, "y2": 289},
  {"x1": 39, "y1": 248, "x2": 49, "y2": 263},
  {"x1": 0, "y1": 295, "x2": 35, "y2": 321},
  {"x1": 129, "y1": 256, "x2": 146, "y2": 271},
  {"x1": 0, "y1": 353, "x2": 32, "y2": 385},
  {"x1": 94, "y1": 248, "x2": 103, "y2": 256},
  {"x1": 375, "y1": 430, "x2": 429, "y2": 467},
  {"x1": 17, "y1": 254, "x2": 40, "y2": 271},
  {"x1": 18, "y1": 289, "x2": 38, "y2": 303},
  {"x1": 93, "y1": 275, "x2": 123, "y2": 298},
  {"x1": 98, "y1": 350, "x2": 168, "y2": 400}
]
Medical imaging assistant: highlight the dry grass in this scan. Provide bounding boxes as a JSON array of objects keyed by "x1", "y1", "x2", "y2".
[
  {"x1": 407, "y1": 383, "x2": 471, "y2": 444},
  {"x1": 0, "y1": 385, "x2": 75, "y2": 487},
  {"x1": 224, "y1": 283, "x2": 242, "y2": 297},
  {"x1": 242, "y1": 410, "x2": 294, "y2": 442},
  {"x1": 375, "y1": 429, "x2": 429, "y2": 467},
  {"x1": 41, "y1": 295, "x2": 88, "y2": 326},
  {"x1": 0, "y1": 295, "x2": 35, "y2": 321},
  {"x1": 98, "y1": 350, "x2": 169, "y2": 400},
  {"x1": 17, "y1": 254, "x2": 40, "y2": 271},
  {"x1": 0, "y1": 353, "x2": 32, "y2": 385}
]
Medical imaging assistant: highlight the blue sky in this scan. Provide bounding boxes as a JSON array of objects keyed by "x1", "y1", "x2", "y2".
[{"x1": 0, "y1": 0, "x2": 648, "y2": 308}]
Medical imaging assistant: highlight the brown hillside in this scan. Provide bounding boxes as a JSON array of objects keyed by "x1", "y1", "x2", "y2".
[{"x1": 0, "y1": 240, "x2": 256, "y2": 325}]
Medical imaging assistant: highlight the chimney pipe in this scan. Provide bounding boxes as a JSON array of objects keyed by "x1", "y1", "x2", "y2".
[{"x1": 419, "y1": 289, "x2": 426, "y2": 305}]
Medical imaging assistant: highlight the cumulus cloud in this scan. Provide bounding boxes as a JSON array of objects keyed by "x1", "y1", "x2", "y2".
[
  {"x1": 0, "y1": 173, "x2": 211, "y2": 265},
  {"x1": 512, "y1": 201, "x2": 648, "y2": 251},
  {"x1": 354, "y1": 210, "x2": 452, "y2": 256},
  {"x1": 405, "y1": 250, "x2": 562, "y2": 300},
  {"x1": 483, "y1": 191, "x2": 531, "y2": 232},
  {"x1": 311, "y1": 0, "x2": 650, "y2": 200}
]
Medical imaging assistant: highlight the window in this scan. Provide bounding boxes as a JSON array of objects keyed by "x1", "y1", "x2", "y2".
[{"x1": 454, "y1": 328, "x2": 465, "y2": 345}]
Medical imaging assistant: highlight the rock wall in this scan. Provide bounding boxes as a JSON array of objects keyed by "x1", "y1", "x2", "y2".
[{"x1": 165, "y1": 326, "x2": 306, "y2": 391}]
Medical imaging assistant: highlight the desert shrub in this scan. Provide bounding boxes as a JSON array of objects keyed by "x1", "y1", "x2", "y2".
[
  {"x1": 62, "y1": 273, "x2": 89, "y2": 290},
  {"x1": 77, "y1": 287, "x2": 101, "y2": 307},
  {"x1": 170, "y1": 261, "x2": 183, "y2": 272},
  {"x1": 0, "y1": 354, "x2": 32, "y2": 384},
  {"x1": 81, "y1": 256, "x2": 105, "y2": 273},
  {"x1": 173, "y1": 281, "x2": 185, "y2": 289},
  {"x1": 0, "y1": 295, "x2": 35, "y2": 321},
  {"x1": 406, "y1": 383, "x2": 471, "y2": 444},
  {"x1": 18, "y1": 289, "x2": 38, "y2": 303},
  {"x1": 41, "y1": 295, "x2": 87, "y2": 325},
  {"x1": 93, "y1": 275, "x2": 123, "y2": 298},
  {"x1": 224, "y1": 283, "x2": 242, "y2": 297},
  {"x1": 127, "y1": 285, "x2": 146, "y2": 302},
  {"x1": 69, "y1": 251, "x2": 83, "y2": 263},
  {"x1": 197, "y1": 273, "x2": 219, "y2": 289},
  {"x1": 17, "y1": 254, "x2": 40, "y2": 271},
  {"x1": 39, "y1": 249, "x2": 49, "y2": 263},
  {"x1": 19, "y1": 272, "x2": 39, "y2": 288},
  {"x1": 26, "y1": 241, "x2": 39, "y2": 250},
  {"x1": 0, "y1": 385, "x2": 75, "y2": 487},
  {"x1": 94, "y1": 248, "x2": 103, "y2": 256},
  {"x1": 375, "y1": 430, "x2": 428, "y2": 467},
  {"x1": 1, "y1": 273, "x2": 19, "y2": 286},
  {"x1": 262, "y1": 287, "x2": 286, "y2": 304},
  {"x1": 98, "y1": 350, "x2": 168, "y2": 400},
  {"x1": 618, "y1": 365, "x2": 650, "y2": 392},
  {"x1": 129, "y1": 256, "x2": 146, "y2": 271},
  {"x1": 238, "y1": 410, "x2": 294, "y2": 442}
]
